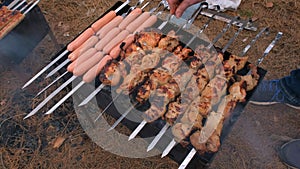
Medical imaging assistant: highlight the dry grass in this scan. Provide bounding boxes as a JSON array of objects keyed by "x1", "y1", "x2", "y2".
[{"x1": 0, "y1": 0, "x2": 299, "y2": 168}]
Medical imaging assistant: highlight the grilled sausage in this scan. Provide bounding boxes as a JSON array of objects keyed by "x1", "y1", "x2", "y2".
[
  {"x1": 67, "y1": 28, "x2": 95, "y2": 51},
  {"x1": 103, "y1": 30, "x2": 130, "y2": 54},
  {"x1": 118, "y1": 8, "x2": 143, "y2": 30},
  {"x1": 125, "y1": 12, "x2": 151, "y2": 33},
  {"x1": 97, "y1": 15, "x2": 123, "y2": 39},
  {"x1": 68, "y1": 35, "x2": 99, "y2": 61},
  {"x1": 73, "y1": 52, "x2": 104, "y2": 76},
  {"x1": 82, "y1": 55, "x2": 113, "y2": 83},
  {"x1": 91, "y1": 10, "x2": 116, "y2": 32},
  {"x1": 95, "y1": 27, "x2": 121, "y2": 50}
]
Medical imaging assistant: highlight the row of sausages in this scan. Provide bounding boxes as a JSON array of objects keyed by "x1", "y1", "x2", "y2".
[{"x1": 62, "y1": 7, "x2": 160, "y2": 84}]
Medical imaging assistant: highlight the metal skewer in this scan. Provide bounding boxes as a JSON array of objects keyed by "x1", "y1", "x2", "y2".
[
  {"x1": 21, "y1": 0, "x2": 130, "y2": 89},
  {"x1": 35, "y1": 71, "x2": 69, "y2": 97},
  {"x1": 178, "y1": 31, "x2": 283, "y2": 169},
  {"x1": 161, "y1": 27, "x2": 272, "y2": 159}
]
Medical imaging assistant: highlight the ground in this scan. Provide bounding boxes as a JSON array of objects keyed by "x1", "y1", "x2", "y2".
[{"x1": 0, "y1": 0, "x2": 300, "y2": 168}]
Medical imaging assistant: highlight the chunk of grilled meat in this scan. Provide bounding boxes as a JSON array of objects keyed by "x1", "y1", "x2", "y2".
[
  {"x1": 180, "y1": 97, "x2": 204, "y2": 129},
  {"x1": 99, "y1": 60, "x2": 127, "y2": 86},
  {"x1": 164, "y1": 96, "x2": 189, "y2": 125},
  {"x1": 116, "y1": 68, "x2": 152, "y2": 94},
  {"x1": 136, "y1": 30, "x2": 162, "y2": 50},
  {"x1": 172, "y1": 123, "x2": 193, "y2": 142},
  {"x1": 143, "y1": 79, "x2": 180, "y2": 122},
  {"x1": 158, "y1": 30, "x2": 180, "y2": 52}
]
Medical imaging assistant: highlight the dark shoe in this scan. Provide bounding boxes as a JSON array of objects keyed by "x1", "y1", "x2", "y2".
[
  {"x1": 278, "y1": 139, "x2": 300, "y2": 169},
  {"x1": 250, "y1": 80, "x2": 300, "y2": 110}
]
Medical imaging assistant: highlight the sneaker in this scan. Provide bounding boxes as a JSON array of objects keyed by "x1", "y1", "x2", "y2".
[
  {"x1": 278, "y1": 139, "x2": 300, "y2": 169},
  {"x1": 249, "y1": 80, "x2": 300, "y2": 110}
]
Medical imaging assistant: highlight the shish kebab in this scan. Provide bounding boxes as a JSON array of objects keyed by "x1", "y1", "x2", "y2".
[
  {"x1": 22, "y1": 0, "x2": 131, "y2": 89},
  {"x1": 127, "y1": 15, "x2": 244, "y2": 141},
  {"x1": 178, "y1": 32, "x2": 283, "y2": 169},
  {"x1": 78, "y1": 2, "x2": 210, "y2": 108},
  {"x1": 104, "y1": 3, "x2": 213, "y2": 130},
  {"x1": 161, "y1": 27, "x2": 270, "y2": 158},
  {"x1": 24, "y1": 1, "x2": 169, "y2": 119},
  {"x1": 146, "y1": 26, "x2": 269, "y2": 152}
]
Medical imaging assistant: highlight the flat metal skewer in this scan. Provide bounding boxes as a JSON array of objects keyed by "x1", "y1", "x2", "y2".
[
  {"x1": 35, "y1": 71, "x2": 69, "y2": 97},
  {"x1": 24, "y1": 75, "x2": 77, "y2": 119},
  {"x1": 45, "y1": 58, "x2": 70, "y2": 78},
  {"x1": 23, "y1": 0, "x2": 40, "y2": 15},
  {"x1": 107, "y1": 103, "x2": 137, "y2": 131},
  {"x1": 93, "y1": 93, "x2": 121, "y2": 122},
  {"x1": 178, "y1": 32, "x2": 283, "y2": 169},
  {"x1": 22, "y1": 50, "x2": 68, "y2": 89},
  {"x1": 7, "y1": 0, "x2": 21, "y2": 9},
  {"x1": 206, "y1": 16, "x2": 240, "y2": 49}
]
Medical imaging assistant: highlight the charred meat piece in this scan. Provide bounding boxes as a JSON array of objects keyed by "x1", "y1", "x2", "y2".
[
  {"x1": 158, "y1": 30, "x2": 180, "y2": 52},
  {"x1": 172, "y1": 123, "x2": 193, "y2": 142},
  {"x1": 136, "y1": 31, "x2": 162, "y2": 50},
  {"x1": 228, "y1": 81, "x2": 247, "y2": 102},
  {"x1": 162, "y1": 54, "x2": 182, "y2": 74},
  {"x1": 164, "y1": 97, "x2": 189, "y2": 125},
  {"x1": 180, "y1": 99, "x2": 203, "y2": 129},
  {"x1": 99, "y1": 60, "x2": 125, "y2": 86},
  {"x1": 116, "y1": 68, "x2": 152, "y2": 94}
]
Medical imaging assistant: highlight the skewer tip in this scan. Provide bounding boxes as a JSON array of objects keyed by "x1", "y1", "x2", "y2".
[
  {"x1": 107, "y1": 127, "x2": 114, "y2": 132},
  {"x1": 128, "y1": 135, "x2": 135, "y2": 141},
  {"x1": 146, "y1": 146, "x2": 153, "y2": 152},
  {"x1": 161, "y1": 151, "x2": 169, "y2": 158}
]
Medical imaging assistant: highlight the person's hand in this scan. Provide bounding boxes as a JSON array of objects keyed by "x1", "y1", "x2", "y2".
[{"x1": 167, "y1": 0, "x2": 204, "y2": 18}]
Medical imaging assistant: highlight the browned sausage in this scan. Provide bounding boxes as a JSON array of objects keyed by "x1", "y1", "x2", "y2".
[
  {"x1": 103, "y1": 30, "x2": 130, "y2": 54},
  {"x1": 118, "y1": 8, "x2": 142, "y2": 30},
  {"x1": 67, "y1": 48, "x2": 97, "y2": 73},
  {"x1": 95, "y1": 27, "x2": 121, "y2": 51},
  {"x1": 109, "y1": 34, "x2": 135, "y2": 58},
  {"x1": 82, "y1": 55, "x2": 113, "y2": 83},
  {"x1": 68, "y1": 35, "x2": 99, "y2": 61},
  {"x1": 91, "y1": 11, "x2": 116, "y2": 32},
  {"x1": 134, "y1": 15, "x2": 158, "y2": 34},
  {"x1": 96, "y1": 16, "x2": 123, "y2": 39},
  {"x1": 67, "y1": 28, "x2": 95, "y2": 51},
  {"x1": 73, "y1": 52, "x2": 104, "y2": 76},
  {"x1": 125, "y1": 12, "x2": 151, "y2": 33}
]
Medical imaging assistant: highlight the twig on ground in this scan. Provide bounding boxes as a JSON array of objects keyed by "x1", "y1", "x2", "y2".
[{"x1": 1, "y1": 152, "x2": 7, "y2": 169}]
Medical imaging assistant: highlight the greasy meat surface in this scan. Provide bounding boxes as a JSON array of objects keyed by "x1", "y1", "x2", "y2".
[
  {"x1": 172, "y1": 123, "x2": 193, "y2": 141},
  {"x1": 158, "y1": 30, "x2": 179, "y2": 52},
  {"x1": 164, "y1": 97, "x2": 189, "y2": 125},
  {"x1": 136, "y1": 31, "x2": 162, "y2": 50},
  {"x1": 180, "y1": 102, "x2": 203, "y2": 129},
  {"x1": 162, "y1": 54, "x2": 182, "y2": 74}
]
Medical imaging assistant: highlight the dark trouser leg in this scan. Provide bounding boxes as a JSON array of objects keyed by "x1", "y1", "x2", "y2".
[{"x1": 279, "y1": 69, "x2": 300, "y2": 105}]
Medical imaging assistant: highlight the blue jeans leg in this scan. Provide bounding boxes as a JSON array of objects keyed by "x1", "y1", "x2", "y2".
[{"x1": 279, "y1": 69, "x2": 300, "y2": 105}]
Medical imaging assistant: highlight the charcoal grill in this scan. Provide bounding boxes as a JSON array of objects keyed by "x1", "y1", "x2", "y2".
[{"x1": 22, "y1": 1, "x2": 281, "y2": 168}]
